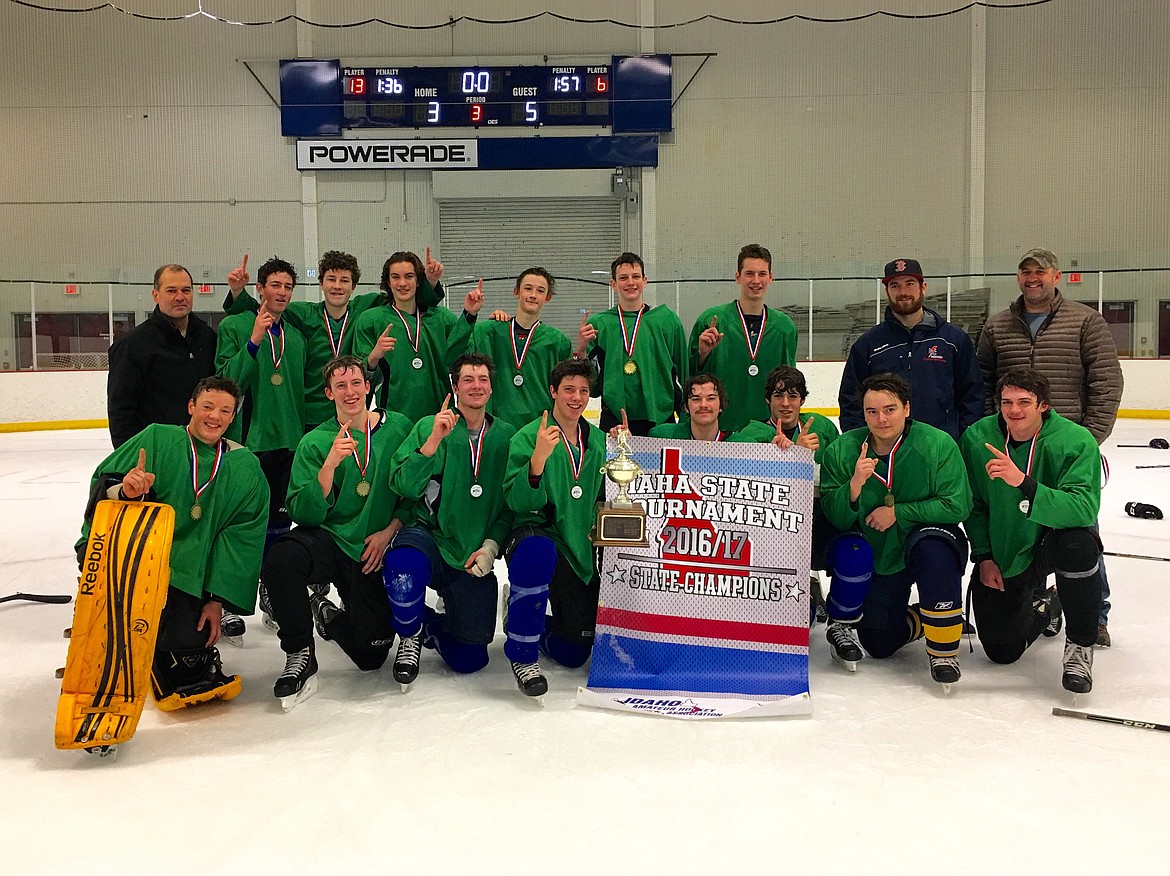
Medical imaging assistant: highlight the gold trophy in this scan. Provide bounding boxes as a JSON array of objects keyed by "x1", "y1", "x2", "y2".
[{"x1": 591, "y1": 429, "x2": 649, "y2": 547}]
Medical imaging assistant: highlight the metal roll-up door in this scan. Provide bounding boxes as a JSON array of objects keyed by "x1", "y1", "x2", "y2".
[{"x1": 437, "y1": 198, "x2": 621, "y2": 339}]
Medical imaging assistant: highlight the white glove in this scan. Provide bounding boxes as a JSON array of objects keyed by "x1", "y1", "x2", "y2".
[{"x1": 466, "y1": 538, "x2": 500, "y2": 577}]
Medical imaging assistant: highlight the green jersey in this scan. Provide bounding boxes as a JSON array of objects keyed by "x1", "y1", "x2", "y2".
[
  {"x1": 79, "y1": 424, "x2": 269, "y2": 613},
  {"x1": 647, "y1": 421, "x2": 753, "y2": 443},
  {"x1": 286, "y1": 410, "x2": 413, "y2": 562},
  {"x1": 735, "y1": 412, "x2": 839, "y2": 463},
  {"x1": 586, "y1": 304, "x2": 688, "y2": 423},
  {"x1": 504, "y1": 416, "x2": 607, "y2": 582},
  {"x1": 390, "y1": 413, "x2": 516, "y2": 570},
  {"x1": 820, "y1": 420, "x2": 972, "y2": 575},
  {"x1": 215, "y1": 313, "x2": 307, "y2": 451},
  {"x1": 960, "y1": 412, "x2": 1101, "y2": 578},
  {"x1": 470, "y1": 318, "x2": 571, "y2": 427},
  {"x1": 689, "y1": 301, "x2": 798, "y2": 430},
  {"x1": 352, "y1": 304, "x2": 473, "y2": 421}
]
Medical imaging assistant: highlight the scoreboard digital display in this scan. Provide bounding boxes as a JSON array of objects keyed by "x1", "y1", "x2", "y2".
[{"x1": 338, "y1": 64, "x2": 612, "y2": 128}]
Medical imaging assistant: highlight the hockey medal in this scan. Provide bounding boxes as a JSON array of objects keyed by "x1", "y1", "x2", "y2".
[
  {"x1": 266, "y1": 322, "x2": 286, "y2": 385},
  {"x1": 323, "y1": 307, "x2": 350, "y2": 356},
  {"x1": 348, "y1": 415, "x2": 373, "y2": 497},
  {"x1": 623, "y1": 359, "x2": 637, "y2": 375},
  {"x1": 510, "y1": 319, "x2": 539, "y2": 388},
  {"x1": 411, "y1": 357, "x2": 423, "y2": 370},
  {"x1": 869, "y1": 429, "x2": 905, "y2": 506},
  {"x1": 571, "y1": 485, "x2": 584, "y2": 499},
  {"x1": 736, "y1": 301, "x2": 767, "y2": 380},
  {"x1": 559, "y1": 423, "x2": 585, "y2": 500},
  {"x1": 270, "y1": 372, "x2": 283, "y2": 386},
  {"x1": 470, "y1": 484, "x2": 484, "y2": 498},
  {"x1": 1018, "y1": 498, "x2": 1031, "y2": 514},
  {"x1": 468, "y1": 422, "x2": 488, "y2": 496},
  {"x1": 393, "y1": 304, "x2": 423, "y2": 371},
  {"x1": 1005, "y1": 434, "x2": 1039, "y2": 518},
  {"x1": 618, "y1": 307, "x2": 644, "y2": 375},
  {"x1": 883, "y1": 492, "x2": 895, "y2": 507},
  {"x1": 187, "y1": 429, "x2": 225, "y2": 523}
]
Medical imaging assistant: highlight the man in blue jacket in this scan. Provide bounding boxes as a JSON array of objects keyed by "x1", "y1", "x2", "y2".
[{"x1": 838, "y1": 258, "x2": 983, "y2": 441}]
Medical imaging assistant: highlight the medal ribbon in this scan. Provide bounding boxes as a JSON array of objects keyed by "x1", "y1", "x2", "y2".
[
  {"x1": 736, "y1": 301, "x2": 767, "y2": 363},
  {"x1": 347, "y1": 414, "x2": 372, "y2": 481},
  {"x1": 468, "y1": 422, "x2": 488, "y2": 482},
  {"x1": 188, "y1": 429, "x2": 225, "y2": 505},
  {"x1": 323, "y1": 307, "x2": 350, "y2": 356},
  {"x1": 510, "y1": 319, "x2": 540, "y2": 373},
  {"x1": 869, "y1": 431, "x2": 906, "y2": 492},
  {"x1": 1006, "y1": 433, "x2": 1039, "y2": 478},
  {"x1": 557, "y1": 424, "x2": 583, "y2": 482},
  {"x1": 392, "y1": 305, "x2": 421, "y2": 354},
  {"x1": 618, "y1": 307, "x2": 644, "y2": 360},
  {"x1": 268, "y1": 322, "x2": 285, "y2": 372}
]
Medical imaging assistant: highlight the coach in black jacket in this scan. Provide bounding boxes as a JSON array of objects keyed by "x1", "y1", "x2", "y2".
[
  {"x1": 837, "y1": 258, "x2": 983, "y2": 441},
  {"x1": 107, "y1": 264, "x2": 217, "y2": 448}
]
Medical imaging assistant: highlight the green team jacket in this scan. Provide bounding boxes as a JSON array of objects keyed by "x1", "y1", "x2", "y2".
[
  {"x1": 390, "y1": 414, "x2": 516, "y2": 570},
  {"x1": 287, "y1": 410, "x2": 413, "y2": 562},
  {"x1": 504, "y1": 416, "x2": 607, "y2": 582},
  {"x1": 960, "y1": 411, "x2": 1101, "y2": 578},
  {"x1": 79, "y1": 424, "x2": 269, "y2": 613},
  {"x1": 586, "y1": 304, "x2": 688, "y2": 423},
  {"x1": 352, "y1": 304, "x2": 472, "y2": 421},
  {"x1": 820, "y1": 420, "x2": 972, "y2": 575},
  {"x1": 470, "y1": 318, "x2": 571, "y2": 427},
  {"x1": 735, "y1": 412, "x2": 840, "y2": 463},
  {"x1": 647, "y1": 420, "x2": 754, "y2": 443},
  {"x1": 688, "y1": 302, "x2": 798, "y2": 430},
  {"x1": 215, "y1": 314, "x2": 307, "y2": 451}
]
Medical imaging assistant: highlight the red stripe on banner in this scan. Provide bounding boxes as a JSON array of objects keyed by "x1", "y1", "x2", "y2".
[{"x1": 597, "y1": 606, "x2": 809, "y2": 647}]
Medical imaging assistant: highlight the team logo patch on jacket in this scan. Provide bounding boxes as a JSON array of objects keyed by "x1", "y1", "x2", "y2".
[{"x1": 924, "y1": 344, "x2": 947, "y2": 362}]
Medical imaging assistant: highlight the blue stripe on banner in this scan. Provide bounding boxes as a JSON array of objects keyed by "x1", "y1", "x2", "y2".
[
  {"x1": 628, "y1": 451, "x2": 813, "y2": 481},
  {"x1": 589, "y1": 633, "x2": 809, "y2": 696}
]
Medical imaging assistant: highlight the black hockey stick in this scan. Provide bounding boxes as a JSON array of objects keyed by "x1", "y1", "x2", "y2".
[
  {"x1": 0, "y1": 592, "x2": 73, "y2": 605},
  {"x1": 1103, "y1": 551, "x2": 1170, "y2": 563},
  {"x1": 1135, "y1": 464, "x2": 1170, "y2": 469},
  {"x1": 1118, "y1": 438, "x2": 1169, "y2": 449},
  {"x1": 1053, "y1": 707, "x2": 1170, "y2": 733}
]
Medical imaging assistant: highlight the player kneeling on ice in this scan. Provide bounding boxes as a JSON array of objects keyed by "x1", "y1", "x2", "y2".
[
  {"x1": 77, "y1": 377, "x2": 269, "y2": 710},
  {"x1": 819, "y1": 373, "x2": 972, "y2": 688},
  {"x1": 261, "y1": 355, "x2": 412, "y2": 710},
  {"x1": 960, "y1": 368, "x2": 1103, "y2": 694},
  {"x1": 500, "y1": 359, "x2": 609, "y2": 697},
  {"x1": 381, "y1": 354, "x2": 516, "y2": 690}
]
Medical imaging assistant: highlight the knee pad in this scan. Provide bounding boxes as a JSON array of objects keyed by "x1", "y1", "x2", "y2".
[
  {"x1": 904, "y1": 524, "x2": 969, "y2": 571},
  {"x1": 431, "y1": 628, "x2": 490, "y2": 674},
  {"x1": 826, "y1": 533, "x2": 873, "y2": 622},
  {"x1": 1044, "y1": 528, "x2": 1101, "y2": 578},
  {"x1": 382, "y1": 546, "x2": 431, "y2": 634},
  {"x1": 540, "y1": 632, "x2": 592, "y2": 668},
  {"x1": 508, "y1": 534, "x2": 557, "y2": 585}
]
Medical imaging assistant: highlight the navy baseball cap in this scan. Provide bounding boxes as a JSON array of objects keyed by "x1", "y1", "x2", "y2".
[{"x1": 882, "y1": 258, "x2": 924, "y2": 285}]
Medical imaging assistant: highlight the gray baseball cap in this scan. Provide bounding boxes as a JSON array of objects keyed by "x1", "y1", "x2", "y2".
[{"x1": 1018, "y1": 248, "x2": 1059, "y2": 271}]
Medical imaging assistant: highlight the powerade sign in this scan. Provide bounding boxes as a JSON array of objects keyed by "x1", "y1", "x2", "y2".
[{"x1": 297, "y1": 140, "x2": 477, "y2": 170}]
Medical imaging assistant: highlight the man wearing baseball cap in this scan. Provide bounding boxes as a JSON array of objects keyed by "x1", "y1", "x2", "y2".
[
  {"x1": 838, "y1": 257, "x2": 983, "y2": 441},
  {"x1": 977, "y1": 247, "x2": 1123, "y2": 647}
]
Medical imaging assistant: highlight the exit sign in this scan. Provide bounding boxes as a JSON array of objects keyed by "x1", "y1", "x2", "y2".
[
  {"x1": 64, "y1": 284, "x2": 79, "y2": 295},
  {"x1": 199, "y1": 284, "x2": 213, "y2": 294}
]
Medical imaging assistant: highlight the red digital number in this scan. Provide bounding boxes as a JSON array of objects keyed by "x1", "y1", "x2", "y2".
[
  {"x1": 470, "y1": 104, "x2": 483, "y2": 123},
  {"x1": 348, "y1": 77, "x2": 365, "y2": 95},
  {"x1": 594, "y1": 75, "x2": 608, "y2": 93}
]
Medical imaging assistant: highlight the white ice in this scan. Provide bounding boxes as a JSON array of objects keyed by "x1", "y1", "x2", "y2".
[{"x1": 2, "y1": 424, "x2": 1168, "y2": 874}]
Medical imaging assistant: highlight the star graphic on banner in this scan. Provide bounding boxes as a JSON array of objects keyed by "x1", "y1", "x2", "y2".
[
  {"x1": 608, "y1": 566, "x2": 631, "y2": 589},
  {"x1": 782, "y1": 578, "x2": 801, "y2": 601}
]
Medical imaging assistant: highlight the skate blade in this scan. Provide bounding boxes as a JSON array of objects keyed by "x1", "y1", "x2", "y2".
[
  {"x1": 279, "y1": 675, "x2": 318, "y2": 712},
  {"x1": 261, "y1": 614, "x2": 280, "y2": 633},
  {"x1": 939, "y1": 683, "x2": 953, "y2": 694},
  {"x1": 84, "y1": 745, "x2": 118, "y2": 760},
  {"x1": 831, "y1": 655, "x2": 858, "y2": 673},
  {"x1": 155, "y1": 676, "x2": 243, "y2": 712},
  {"x1": 221, "y1": 634, "x2": 245, "y2": 648},
  {"x1": 399, "y1": 682, "x2": 413, "y2": 693}
]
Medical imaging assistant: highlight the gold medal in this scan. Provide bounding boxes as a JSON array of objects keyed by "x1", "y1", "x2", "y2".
[
  {"x1": 270, "y1": 372, "x2": 283, "y2": 386},
  {"x1": 883, "y1": 492, "x2": 895, "y2": 507},
  {"x1": 623, "y1": 359, "x2": 637, "y2": 375},
  {"x1": 190, "y1": 503, "x2": 203, "y2": 521},
  {"x1": 356, "y1": 479, "x2": 371, "y2": 497}
]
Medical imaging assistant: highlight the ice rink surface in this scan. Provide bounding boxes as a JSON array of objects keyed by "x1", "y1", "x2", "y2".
[{"x1": 2, "y1": 424, "x2": 1168, "y2": 874}]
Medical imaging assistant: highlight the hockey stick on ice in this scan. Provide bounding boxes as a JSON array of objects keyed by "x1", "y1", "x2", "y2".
[
  {"x1": 1053, "y1": 707, "x2": 1170, "y2": 733},
  {"x1": 0, "y1": 592, "x2": 73, "y2": 605},
  {"x1": 1103, "y1": 551, "x2": 1170, "y2": 563}
]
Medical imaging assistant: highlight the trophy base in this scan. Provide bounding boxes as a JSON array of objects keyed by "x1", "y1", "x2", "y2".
[{"x1": 591, "y1": 503, "x2": 649, "y2": 547}]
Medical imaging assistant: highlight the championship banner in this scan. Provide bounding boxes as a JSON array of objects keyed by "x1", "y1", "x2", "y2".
[{"x1": 577, "y1": 437, "x2": 814, "y2": 719}]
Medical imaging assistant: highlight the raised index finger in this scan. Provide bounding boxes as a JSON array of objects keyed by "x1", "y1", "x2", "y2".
[
  {"x1": 710, "y1": 315, "x2": 717, "y2": 328},
  {"x1": 426, "y1": 246, "x2": 431, "y2": 264},
  {"x1": 580, "y1": 310, "x2": 590, "y2": 326},
  {"x1": 859, "y1": 440, "x2": 868, "y2": 458},
  {"x1": 440, "y1": 393, "x2": 451, "y2": 412},
  {"x1": 540, "y1": 410, "x2": 548, "y2": 430},
  {"x1": 136, "y1": 447, "x2": 147, "y2": 470},
  {"x1": 984, "y1": 442, "x2": 1007, "y2": 459},
  {"x1": 339, "y1": 419, "x2": 352, "y2": 437},
  {"x1": 240, "y1": 253, "x2": 248, "y2": 271}
]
